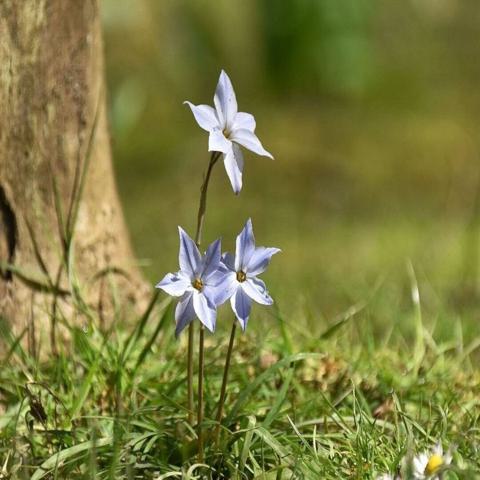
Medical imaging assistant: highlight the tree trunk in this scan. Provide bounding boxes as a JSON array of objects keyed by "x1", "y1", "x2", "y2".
[{"x1": 0, "y1": 0, "x2": 148, "y2": 348}]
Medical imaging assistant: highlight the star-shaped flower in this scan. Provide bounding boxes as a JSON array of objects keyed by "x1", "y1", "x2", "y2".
[
  {"x1": 185, "y1": 70, "x2": 274, "y2": 194},
  {"x1": 218, "y1": 219, "x2": 280, "y2": 330},
  {"x1": 412, "y1": 443, "x2": 452, "y2": 479},
  {"x1": 156, "y1": 227, "x2": 227, "y2": 336}
]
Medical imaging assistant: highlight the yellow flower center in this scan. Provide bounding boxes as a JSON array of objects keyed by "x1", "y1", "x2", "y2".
[
  {"x1": 425, "y1": 454, "x2": 443, "y2": 475},
  {"x1": 223, "y1": 128, "x2": 231, "y2": 139},
  {"x1": 236, "y1": 270, "x2": 247, "y2": 282},
  {"x1": 192, "y1": 278, "x2": 203, "y2": 291}
]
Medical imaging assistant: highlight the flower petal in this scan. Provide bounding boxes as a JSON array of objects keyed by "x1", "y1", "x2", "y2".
[
  {"x1": 223, "y1": 144, "x2": 244, "y2": 194},
  {"x1": 193, "y1": 291, "x2": 217, "y2": 332},
  {"x1": 221, "y1": 252, "x2": 236, "y2": 271},
  {"x1": 199, "y1": 238, "x2": 222, "y2": 280},
  {"x1": 231, "y1": 287, "x2": 252, "y2": 330},
  {"x1": 178, "y1": 227, "x2": 201, "y2": 277},
  {"x1": 155, "y1": 271, "x2": 190, "y2": 297},
  {"x1": 201, "y1": 283, "x2": 218, "y2": 306},
  {"x1": 214, "y1": 70, "x2": 238, "y2": 129},
  {"x1": 184, "y1": 101, "x2": 219, "y2": 131},
  {"x1": 235, "y1": 218, "x2": 255, "y2": 271},
  {"x1": 412, "y1": 453, "x2": 429, "y2": 477},
  {"x1": 246, "y1": 247, "x2": 281, "y2": 276},
  {"x1": 432, "y1": 443, "x2": 443, "y2": 457},
  {"x1": 233, "y1": 111, "x2": 256, "y2": 131},
  {"x1": 205, "y1": 268, "x2": 228, "y2": 286},
  {"x1": 230, "y1": 128, "x2": 273, "y2": 159},
  {"x1": 242, "y1": 277, "x2": 273, "y2": 305},
  {"x1": 175, "y1": 292, "x2": 195, "y2": 337},
  {"x1": 206, "y1": 272, "x2": 237, "y2": 306},
  {"x1": 209, "y1": 128, "x2": 232, "y2": 154}
]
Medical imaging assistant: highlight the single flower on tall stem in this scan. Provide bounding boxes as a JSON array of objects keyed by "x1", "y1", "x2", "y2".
[
  {"x1": 185, "y1": 70, "x2": 274, "y2": 194},
  {"x1": 155, "y1": 223, "x2": 228, "y2": 462},
  {"x1": 213, "y1": 218, "x2": 280, "y2": 444}
]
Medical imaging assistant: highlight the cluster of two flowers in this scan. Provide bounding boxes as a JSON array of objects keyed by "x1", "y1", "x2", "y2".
[{"x1": 156, "y1": 219, "x2": 280, "y2": 336}]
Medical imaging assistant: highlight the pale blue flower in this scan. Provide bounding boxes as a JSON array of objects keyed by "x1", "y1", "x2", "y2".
[
  {"x1": 156, "y1": 227, "x2": 227, "y2": 336},
  {"x1": 218, "y1": 219, "x2": 280, "y2": 330},
  {"x1": 185, "y1": 70, "x2": 274, "y2": 194}
]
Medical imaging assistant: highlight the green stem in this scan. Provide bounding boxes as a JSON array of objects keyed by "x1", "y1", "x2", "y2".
[
  {"x1": 214, "y1": 319, "x2": 237, "y2": 446},
  {"x1": 197, "y1": 325, "x2": 205, "y2": 462},
  {"x1": 186, "y1": 151, "x2": 220, "y2": 426}
]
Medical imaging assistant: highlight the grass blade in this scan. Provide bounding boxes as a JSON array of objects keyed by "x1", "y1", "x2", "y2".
[
  {"x1": 225, "y1": 353, "x2": 321, "y2": 424},
  {"x1": 121, "y1": 290, "x2": 161, "y2": 364},
  {"x1": 239, "y1": 415, "x2": 257, "y2": 475},
  {"x1": 134, "y1": 300, "x2": 173, "y2": 372},
  {"x1": 31, "y1": 437, "x2": 112, "y2": 480},
  {"x1": 262, "y1": 366, "x2": 294, "y2": 429}
]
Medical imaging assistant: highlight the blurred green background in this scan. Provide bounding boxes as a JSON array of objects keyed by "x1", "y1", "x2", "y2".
[{"x1": 101, "y1": 0, "x2": 480, "y2": 339}]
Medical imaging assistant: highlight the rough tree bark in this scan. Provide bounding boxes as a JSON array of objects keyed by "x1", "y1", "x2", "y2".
[{"x1": 0, "y1": 0, "x2": 148, "y2": 348}]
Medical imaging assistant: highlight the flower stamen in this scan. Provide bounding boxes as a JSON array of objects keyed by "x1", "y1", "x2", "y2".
[
  {"x1": 425, "y1": 454, "x2": 443, "y2": 475},
  {"x1": 192, "y1": 278, "x2": 204, "y2": 291},
  {"x1": 236, "y1": 270, "x2": 247, "y2": 282}
]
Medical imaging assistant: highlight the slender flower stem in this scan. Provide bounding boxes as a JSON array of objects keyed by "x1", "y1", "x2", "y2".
[
  {"x1": 214, "y1": 319, "x2": 237, "y2": 446},
  {"x1": 195, "y1": 152, "x2": 220, "y2": 247},
  {"x1": 197, "y1": 325, "x2": 205, "y2": 462},
  {"x1": 186, "y1": 151, "x2": 220, "y2": 429},
  {"x1": 187, "y1": 324, "x2": 194, "y2": 424}
]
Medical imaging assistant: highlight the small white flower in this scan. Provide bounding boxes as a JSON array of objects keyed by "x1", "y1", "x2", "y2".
[
  {"x1": 185, "y1": 70, "x2": 273, "y2": 194},
  {"x1": 412, "y1": 443, "x2": 452, "y2": 479},
  {"x1": 375, "y1": 475, "x2": 396, "y2": 480}
]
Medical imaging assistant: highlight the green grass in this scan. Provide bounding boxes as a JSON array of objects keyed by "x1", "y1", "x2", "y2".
[
  {"x1": 7, "y1": 3, "x2": 475, "y2": 476},
  {"x1": 1, "y1": 277, "x2": 479, "y2": 479},
  {"x1": 3, "y1": 2, "x2": 480, "y2": 476}
]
